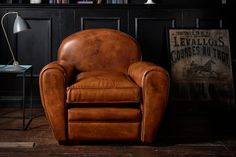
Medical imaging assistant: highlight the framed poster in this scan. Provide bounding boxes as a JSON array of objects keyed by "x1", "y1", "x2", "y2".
[{"x1": 168, "y1": 29, "x2": 234, "y2": 106}]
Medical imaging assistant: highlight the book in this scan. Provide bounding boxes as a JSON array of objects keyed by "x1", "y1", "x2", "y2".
[
  {"x1": 49, "y1": 0, "x2": 69, "y2": 4},
  {"x1": 6, "y1": 0, "x2": 12, "y2": 3},
  {"x1": 77, "y1": 0, "x2": 93, "y2": 4},
  {"x1": 107, "y1": 0, "x2": 128, "y2": 4},
  {"x1": 49, "y1": 0, "x2": 55, "y2": 3},
  {"x1": 62, "y1": 0, "x2": 69, "y2": 3}
]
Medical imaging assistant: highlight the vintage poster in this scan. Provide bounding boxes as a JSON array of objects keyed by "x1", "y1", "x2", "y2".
[{"x1": 169, "y1": 29, "x2": 234, "y2": 105}]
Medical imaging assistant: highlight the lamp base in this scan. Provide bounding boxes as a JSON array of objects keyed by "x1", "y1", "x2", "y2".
[{"x1": 1, "y1": 62, "x2": 26, "y2": 72}]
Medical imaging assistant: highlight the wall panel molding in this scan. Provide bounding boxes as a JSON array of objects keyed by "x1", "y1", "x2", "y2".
[
  {"x1": 134, "y1": 17, "x2": 176, "y2": 39},
  {"x1": 80, "y1": 17, "x2": 121, "y2": 30},
  {"x1": 17, "y1": 18, "x2": 52, "y2": 76}
]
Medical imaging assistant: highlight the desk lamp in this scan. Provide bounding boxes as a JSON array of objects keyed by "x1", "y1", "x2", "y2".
[{"x1": 1, "y1": 12, "x2": 30, "y2": 71}]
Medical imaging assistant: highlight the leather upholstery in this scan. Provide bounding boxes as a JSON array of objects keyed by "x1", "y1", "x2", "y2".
[
  {"x1": 128, "y1": 61, "x2": 170, "y2": 142},
  {"x1": 39, "y1": 29, "x2": 169, "y2": 144},
  {"x1": 68, "y1": 108, "x2": 141, "y2": 121},
  {"x1": 67, "y1": 71, "x2": 141, "y2": 103},
  {"x1": 68, "y1": 122, "x2": 140, "y2": 141},
  {"x1": 58, "y1": 29, "x2": 141, "y2": 73}
]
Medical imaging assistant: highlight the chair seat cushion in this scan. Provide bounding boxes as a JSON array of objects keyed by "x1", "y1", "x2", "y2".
[{"x1": 66, "y1": 71, "x2": 141, "y2": 103}]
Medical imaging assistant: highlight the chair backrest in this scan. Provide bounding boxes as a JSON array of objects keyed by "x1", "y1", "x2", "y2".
[{"x1": 58, "y1": 29, "x2": 142, "y2": 73}]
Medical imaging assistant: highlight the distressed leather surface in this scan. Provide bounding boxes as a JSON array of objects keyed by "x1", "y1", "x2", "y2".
[
  {"x1": 68, "y1": 108, "x2": 141, "y2": 121},
  {"x1": 68, "y1": 122, "x2": 140, "y2": 141},
  {"x1": 67, "y1": 71, "x2": 141, "y2": 103},
  {"x1": 39, "y1": 29, "x2": 169, "y2": 143},
  {"x1": 39, "y1": 62, "x2": 69, "y2": 141},
  {"x1": 58, "y1": 29, "x2": 142, "y2": 73},
  {"x1": 128, "y1": 61, "x2": 170, "y2": 143}
]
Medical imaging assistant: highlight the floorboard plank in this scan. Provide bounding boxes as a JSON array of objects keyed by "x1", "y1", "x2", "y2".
[
  {"x1": 0, "y1": 142, "x2": 35, "y2": 148},
  {"x1": 0, "y1": 108, "x2": 236, "y2": 157}
]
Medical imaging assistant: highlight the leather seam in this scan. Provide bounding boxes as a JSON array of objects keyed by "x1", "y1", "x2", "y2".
[
  {"x1": 68, "y1": 87, "x2": 139, "y2": 89},
  {"x1": 66, "y1": 100, "x2": 140, "y2": 103},
  {"x1": 68, "y1": 121, "x2": 140, "y2": 123}
]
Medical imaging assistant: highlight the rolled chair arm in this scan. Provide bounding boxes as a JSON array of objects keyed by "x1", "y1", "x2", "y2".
[
  {"x1": 39, "y1": 61, "x2": 74, "y2": 142},
  {"x1": 128, "y1": 61, "x2": 170, "y2": 143}
]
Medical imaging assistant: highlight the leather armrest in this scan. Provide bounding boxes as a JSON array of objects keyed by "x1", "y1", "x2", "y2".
[
  {"x1": 128, "y1": 61, "x2": 169, "y2": 88},
  {"x1": 57, "y1": 60, "x2": 75, "y2": 84},
  {"x1": 128, "y1": 61, "x2": 170, "y2": 143},
  {"x1": 39, "y1": 61, "x2": 74, "y2": 141}
]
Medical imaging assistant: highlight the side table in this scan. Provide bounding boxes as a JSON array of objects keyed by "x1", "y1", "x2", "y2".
[{"x1": 0, "y1": 65, "x2": 33, "y2": 130}]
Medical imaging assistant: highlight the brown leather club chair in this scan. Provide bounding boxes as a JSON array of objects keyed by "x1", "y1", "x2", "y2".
[{"x1": 39, "y1": 29, "x2": 169, "y2": 144}]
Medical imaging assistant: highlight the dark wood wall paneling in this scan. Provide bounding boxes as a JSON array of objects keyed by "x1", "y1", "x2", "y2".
[
  {"x1": 130, "y1": 8, "x2": 180, "y2": 68},
  {"x1": 0, "y1": 8, "x2": 60, "y2": 104},
  {"x1": 0, "y1": 5, "x2": 234, "y2": 111},
  {"x1": 0, "y1": 4, "x2": 235, "y2": 140},
  {"x1": 74, "y1": 8, "x2": 128, "y2": 33},
  {"x1": 15, "y1": 9, "x2": 60, "y2": 74}
]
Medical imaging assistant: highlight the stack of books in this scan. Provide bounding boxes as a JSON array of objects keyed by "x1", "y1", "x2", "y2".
[
  {"x1": 49, "y1": 0, "x2": 70, "y2": 4},
  {"x1": 5, "y1": 0, "x2": 13, "y2": 3},
  {"x1": 106, "y1": 0, "x2": 128, "y2": 4},
  {"x1": 4, "y1": 0, "x2": 23, "y2": 3},
  {"x1": 77, "y1": 0, "x2": 93, "y2": 4}
]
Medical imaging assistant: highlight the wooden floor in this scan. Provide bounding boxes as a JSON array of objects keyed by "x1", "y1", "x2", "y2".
[{"x1": 0, "y1": 108, "x2": 236, "y2": 157}]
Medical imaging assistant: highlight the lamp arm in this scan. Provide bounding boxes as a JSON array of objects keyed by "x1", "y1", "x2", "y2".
[{"x1": 1, "y1": 12, "x2": 18, "y2": 64}]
